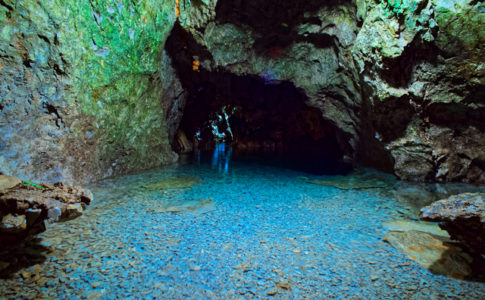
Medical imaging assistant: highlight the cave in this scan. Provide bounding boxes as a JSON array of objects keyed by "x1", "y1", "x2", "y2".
[
  {"x1": 1, "y1": 0, "x2": 485, "y2": 297},
  {"x1": 166, "y1": 23, "x2": 351, "y2": 174}
]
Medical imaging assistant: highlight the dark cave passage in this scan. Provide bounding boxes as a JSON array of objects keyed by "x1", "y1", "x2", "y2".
[{"x1": 165, "y1": 24, "x2": 351, "y2": 175}]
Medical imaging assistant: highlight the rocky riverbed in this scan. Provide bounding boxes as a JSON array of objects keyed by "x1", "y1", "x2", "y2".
[{"x1": 1, "y1": 160, "x2": 484, "y2": 299}]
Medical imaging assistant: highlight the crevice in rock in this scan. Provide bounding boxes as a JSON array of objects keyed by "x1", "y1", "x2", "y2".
[
  {"x1": 37, "y1": 34, "x2": 50, "y2": 45},
  {"x1": 380, "y1": 38, "x2": 440, "y2": 88},
  {"x1": 371, "y1": 96, "x2": 416, "y2": 143},
  {"x1": 42, "y1": 103, "x2": 63, "y2": 128},
  {"x1": 425, "y1": 103, "x2": 485, "y2": 131},
  {"x1": 0, "y1": 0, "x2": 13, "y2": 13}
]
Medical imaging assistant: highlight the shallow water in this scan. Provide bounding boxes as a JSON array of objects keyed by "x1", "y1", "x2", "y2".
[{"x1": 1, "y1": 157, "x2": 485, "y2": 299}]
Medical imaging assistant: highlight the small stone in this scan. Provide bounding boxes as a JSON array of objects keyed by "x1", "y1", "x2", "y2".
[
  {"x1": 87, "y1": 290, "x2": 104, "y2": 300},
  {"x1": 91, "y1": 281, "x2": 101, "y2": 288},
  {"x1": 276, "y1": 281, "x2": 291, "y2": 290},
  {"x1": 20, "y1": 271, "x2": 31, "y2": 279},
  {"x1": 189, "y1": 264, "x2": 201, "y2": 271},
  {"x1": 0, "y1": 214, "x2": 27, "y2": 233},
  {"x1": 266, "y1": 288, "x2": 278, "y2": 296}
]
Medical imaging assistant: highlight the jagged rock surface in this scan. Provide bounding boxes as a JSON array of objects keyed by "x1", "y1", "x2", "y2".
[
  {"x1": 0, "y1": 176, "x2": 92, "y2": 245},
  {"x1": 0, "y1": 0, "x2": 178, "y2": 185},
  {"x1": 171, "y1": 0, "x2": 484, "y2": 183},
  {"x1": 420, "y1": 193, "x2": 485, "y2": 255},
  {"x1": 0, "y1": 0, "x2": 483, "y2": 184},
  {"x1": 353, "y1": 0, "x2": 485, "y2": 183}
]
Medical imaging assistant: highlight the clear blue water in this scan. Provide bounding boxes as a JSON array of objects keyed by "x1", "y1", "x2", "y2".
[{"x1": 1, "y1": 153, "x2": 485, "y2": 299}]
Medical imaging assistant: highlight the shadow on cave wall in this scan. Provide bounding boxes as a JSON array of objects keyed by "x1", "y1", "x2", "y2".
[{"x1": 165, "y1": 23, "x2": 352, "y2": 175}]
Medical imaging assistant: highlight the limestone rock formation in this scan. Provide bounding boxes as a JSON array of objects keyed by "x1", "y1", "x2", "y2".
[
  {"x1": 0, "y1": 175, "x2": 92, "y2": 245},
  {"x1": 167, "y1": 0, "x2": 484, "y2": 183},
  {"x1": 1, "y1": 0, "x2": 483, "y2": 184},
  {"x1": 420, "y1": 193, "x2": 485, "y2": 255},
  {"x1": 353, "y1": 0, "x2": 485, "y2": 183},
  {"x1": 0, "y1": 0, "x2": 178, "y2": 185}
]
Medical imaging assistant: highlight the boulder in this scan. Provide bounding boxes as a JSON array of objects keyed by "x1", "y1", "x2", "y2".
[
  {"x1": 0, "y1": 178, "x2": 93, "y2": 245},
  {"x1": 420, "y1": 193, "x2": 485, "y2": 255}
]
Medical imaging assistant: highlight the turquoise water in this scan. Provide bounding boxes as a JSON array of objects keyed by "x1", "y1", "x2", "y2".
[{"x1": 1, "y1": 155, "x2": 485, "y2": 299}]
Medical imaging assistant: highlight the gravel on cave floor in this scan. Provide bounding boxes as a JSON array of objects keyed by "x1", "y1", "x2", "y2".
[{"x1": 1, "y1": 159, "x2": 485, "y2": 299}]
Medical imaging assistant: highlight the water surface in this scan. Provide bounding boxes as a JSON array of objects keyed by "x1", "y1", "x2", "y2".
[{"x1": 1, "y1": 156, "x2": 484, "y2": 299}]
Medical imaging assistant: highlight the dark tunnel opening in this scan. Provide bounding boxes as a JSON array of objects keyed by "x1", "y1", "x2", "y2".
[{"x1": 165, "y1": 23, "x2": 352, "y2": 175}]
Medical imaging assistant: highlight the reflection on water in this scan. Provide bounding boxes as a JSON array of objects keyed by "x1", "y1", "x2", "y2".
[{"x1": 210, "y1": 143, "x2": 232, "y2": 174}]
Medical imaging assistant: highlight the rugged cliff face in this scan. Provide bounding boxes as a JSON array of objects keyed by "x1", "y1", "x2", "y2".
[
  {"x1": 0, "y1": 0, "x2": 179, "y2": 184},
  {"x1": 354, "y1": 0, "x2": 484, "y2": 183},
  {"x1": 1, "y1": 0, "x2": 483, "y2": 184}
]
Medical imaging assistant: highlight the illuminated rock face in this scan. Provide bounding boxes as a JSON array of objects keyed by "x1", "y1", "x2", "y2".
[
  {"x1": 0, "y1": 0, "x2": 179, "y2": 184},
  {"x1": 1, "y1": 0, "x2": 483, "y2": 183}
]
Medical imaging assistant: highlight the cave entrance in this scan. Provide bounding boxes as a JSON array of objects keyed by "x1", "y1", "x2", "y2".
[{"x1": 166, "y1": 24, "x2": 351, "y2": 175}]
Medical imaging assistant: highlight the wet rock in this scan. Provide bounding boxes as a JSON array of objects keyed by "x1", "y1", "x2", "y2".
[
  {"x1": 0, "y1": 1, "x2": 179, "y2": 185},
  {"x1": 354, "y1": 0, "x2": 485, "y2": 184},
  {"x1": 0, "y1": 180, "x2": 92, "y2": 244},
  {"x1": 420, "y1": 193, "x2": 485, "y2": 255}
]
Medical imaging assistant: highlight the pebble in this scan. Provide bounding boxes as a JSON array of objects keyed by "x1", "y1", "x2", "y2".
[{"x1": 266, "y1": 288, "x2": 278, "y2": 295}]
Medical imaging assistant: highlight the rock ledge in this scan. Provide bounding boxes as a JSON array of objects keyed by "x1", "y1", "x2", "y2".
[
  {"x1": 420, "y1": 193, "x2": 485, "y2": 255},
  {"x1": 0, "y1": 175, "x2": 92, "y2": 245}
]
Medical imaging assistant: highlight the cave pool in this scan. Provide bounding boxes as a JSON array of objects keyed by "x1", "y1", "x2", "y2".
[{"x1": 2, "y1": 152, "x2": 485, "y2": 299}]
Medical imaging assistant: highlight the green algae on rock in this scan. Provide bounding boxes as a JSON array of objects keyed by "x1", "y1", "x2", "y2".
[{"x1": 0, "y1": 0, "x2": 179, "y2": 184}]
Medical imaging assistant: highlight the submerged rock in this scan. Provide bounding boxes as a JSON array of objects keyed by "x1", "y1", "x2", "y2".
[
  {"x1": 306, "y1": 172, "x2": 393, "y2": 190},
  {"x1": 420, "y1": 193, "x2": 485, "y2": 255},
  {"x1": 0, "y1": 177, "x2": 93, "y2": 245},
  {"x1": 384, "y1": 230, "x2": 473, "y2": 279},
  {"x1": 383, "y1": 220, "x2": 449, "y2": 238},
  {"x1": 147, "y1": 198, "x2": 215, "y2": 215},
  {"x1": 143, "y1": 177, "x2": 200, "y2": 190}
]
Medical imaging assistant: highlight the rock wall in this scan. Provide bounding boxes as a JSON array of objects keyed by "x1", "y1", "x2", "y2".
[
  {"x1": 0, "y1": 0, "x2": 483, "y2": 184},
  {"x1": 354, "y1": 0, "x2": 484, "y2": 183},
  {"x1": 169, "y1": 0, "x2": 484, "y2": 183},
  {"x1": 0, "y1": 0, "x2": 178, "y2": 184}
]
